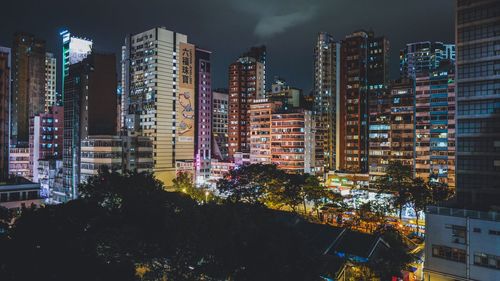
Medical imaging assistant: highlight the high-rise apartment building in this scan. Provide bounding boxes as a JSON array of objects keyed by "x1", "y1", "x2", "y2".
[
  {"x1": 248, "y1": 99, "x2": 315, "y2": 174},
  {"x1": 63, "y1": 53, "x2": 117, "y2": 201},
  {"x1": 415, "y1": 65, "x2": 456, "y2": 188},
  {"x1": 29, "y1": 106, "x2": 63, "y2": 182},
  {"x1": 455, "y1": 0, "x2": 500, "y2": 207},
  {"x1": 0, "y1": 47, "x2": 10, "y2": 181},
  {"x1": 60, "y1": 30, "x2": 92, "y2": 105},
  {"x1": 423, "y1": 3, "x2": 500, "y2": 280},
  {"x1": 400, "y1": 41, "x2": 456, "y2": 79},
  {"x1": 249, "y1": 99, "x2": 282, "y2": 164},
  {"x1": 271, "y1": 109, "x2": 315, "y2": 174},
  {"x1": 339, "y1": 31, "x2": 388, "y2": 173},
  {"x1": 367, "y1": 36, "x2": 390, "y2": 178},
  {"x1": 313, "y1": 32, "x2": 340, "y2": 173},
  {"x1": 44, "y1": 52, "x2": 57, "y2": 111},
  {"x1": 11, "y1": 32, "x2": 46, "y2": 146},
  {"x1": 390, "y1": 78, "x2": 415, "y2": 168},
  {"x1": 194, "y1": 48, "x2": 212, "y2": 184},
  {"x1": 122, "y1": 27, "x2": 200, "y2": 186},
  {"x1": 212, "y1": 90, "x2": 229, "y2": 161},
  {"x1": 228, "y1": 46, "x2": 266, "y2": 159}
]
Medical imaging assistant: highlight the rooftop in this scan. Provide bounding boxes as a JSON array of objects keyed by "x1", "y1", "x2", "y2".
[{"x1": 426, "y1": 205, "x2": 500, "y2": 222}]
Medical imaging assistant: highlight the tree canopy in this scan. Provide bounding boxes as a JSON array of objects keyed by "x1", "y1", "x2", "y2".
[{"x1": 0, "y1": 170, "x2": 323, "y2": 281}]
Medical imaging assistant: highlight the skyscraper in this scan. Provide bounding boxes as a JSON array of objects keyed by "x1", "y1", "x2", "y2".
[
  {"x1": 313, "y1": 32, "x2": 340, "y2": 173},
  {"x1": 249, "y1": 99, "x2": 282, "y2": 164},
  {"x1": 400, "y1": 41, "x2": 456, "y2": 79},
  {"x1": 11, "y1": 32, "x2": 46, "y2": 146},
  {"x1": 0, "y1": 47, "x2": 10, "y2": 181},
  {"x1": 63, "y1": 53, "x2": 117, "y2": 201},
  {"x1": 415, "y1": 65, "x2": 456, "y2": 188},
  {"x1": 60, "y1": 30, "x2": 92, "y2": 105},
  {"x1": 212, "y1": 90, "x2": 229, "y2": 161},
  {"x1": 228, "y1": 46, "x2": 266, "y2": 159},
  {"x1": 194, "y1": 48, "x2": 212, "y2": 184},
  {"x1": 339, "y1": 31, "x2": 388, "y2": 173},
  {"x1": 455, "y1": 0, "x2": 500, "y2": 207},
  {"x1": 424, "y1": 3, "x2": 500, "y2": 280},
  {"x1": 122, "y1": 27, "x2": 197, "y2": 186},
  {"x1": 367, "y1": 36, "x2": 390, "y2": 178},
  {"x1": 389, "y1": 78, "x2": 415, "y2": 168},
  {"x1": 44, "y1": 52, "x2": 57, "y2": 111},
  {"x1": 271, "y1": 109, "x2": 315, "y2": 174}
]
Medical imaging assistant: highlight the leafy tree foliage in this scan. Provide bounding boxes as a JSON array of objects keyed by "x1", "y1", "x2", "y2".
[
  {"x1": 216, "y1": 164, "x2": 334, "y2": 216},
  {"x1": 172, "y1": 171, "x2": 212, "y2": 203},
  {"x1": 369, "y1": 226, "x2": 415, "y2": 280},
  {"x1": 0, "y1": 170, "x2": 324, "y2": 281},
  {"x1": 373, "y1": 161, "x2": 413, "y2": 219}
]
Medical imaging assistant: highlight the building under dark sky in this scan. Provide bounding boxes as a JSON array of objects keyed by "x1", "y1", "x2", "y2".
[{"x1": 0, "y1": 0, "x2": 454, "y2": 92}]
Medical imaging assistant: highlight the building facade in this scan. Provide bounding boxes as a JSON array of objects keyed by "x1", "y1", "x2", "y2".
[
  {"x1": 249, "y1": 99, "x2": 282, "y2": 164},
  {"x1": 228, "y1": 46, "x2": 266, "y2": 159},
  {"x1": 44, "y1": 52, "x2": 57, "y2": 111},
  {"x1": 268, "y1": 77, "x2": 302, "y2": 109},
  {"x1": 121, "y1": 134, "x2": 153, "y2": 173},
  {"x1": 455, "y1": 0, "x2": 500, "y2": 207},
  {"x1": 194, "y1": 48, "x2": 212, "y2": 184},
  {"x1": 29, "y1": 106, "x2": 64, "y2": 182},
  {"x1": 63, "y1": 53, "x2": 117, "y2": 201},
  {"x1": 212, "y1": 90, "x2": 229, "y2": 161},
  {"x1": 0, "y1": 47, "x2": 10, "y2": 181},
  {"x1": 0, "y1": 181, "x2": 42, "y2": 211},
  {"x1": 390, "y1": 78, "x2": 416, "y2": 168},
  {"x1": 60, "y1": 30, "x2": 92, "y2": 105},
  {"x1": 122, "y1": 27, "x2": 198, "y2": 186},
  {"x1": 340, "y1": 31, "x2": 388, "y2": 173},
  {"x1": 11, "y1": 32, "x2": 46, "y2": 146},
  {"x1": 313, "y1": 32, "x2": 340, "y2": 173},
  {"x1": 400, "y1": 41, "x2": 456, "y2": 79},
  {"x1": 80, "y1": 136, "x2": 123, "y2": 183},
  {"x1": 271, "y1": 109, "x2": 315, "y2": 174},
  {"x1": 415, "y1": 67, "x2": 456, "y2": 188},
  {"x1": 37, "y1": 159, "x2": 64, "y2": 203},
  {"x1": 424, "y1": 2, "x2": 500, "y2": 278},
  {"x1": 367, "y1": 36, "x2": 390, "y2": 178},
  {"x1": 8, "y1": 147, "x2": 30, "y2": 178},
  {"x1": 424, "y1": 206, "x2": 500, "y2": 281}
]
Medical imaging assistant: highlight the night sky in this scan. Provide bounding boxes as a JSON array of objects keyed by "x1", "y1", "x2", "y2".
[{"x1": 0, "y1": 0, "x2": 454, "y2": 92}]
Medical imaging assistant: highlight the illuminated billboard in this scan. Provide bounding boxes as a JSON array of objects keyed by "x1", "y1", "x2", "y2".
[
  {"x1": 69, "y1": 37, "x2": 93, "y2": 65},
  {"x1": 177, "y1": 42, "x2": 195, "y2": 143}
]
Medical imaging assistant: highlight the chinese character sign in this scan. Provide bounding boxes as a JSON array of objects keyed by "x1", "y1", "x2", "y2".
[{"x1": 177, "y1": 43, "x2": 195, "y2": 142}]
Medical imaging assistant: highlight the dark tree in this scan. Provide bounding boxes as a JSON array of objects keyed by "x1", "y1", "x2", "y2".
[
  {"x1": 0, "y1": 170, "x2": 323, "y2": 281},
  {"x1": 373, "y1": 161, "x2": 413, "y2": 219}
]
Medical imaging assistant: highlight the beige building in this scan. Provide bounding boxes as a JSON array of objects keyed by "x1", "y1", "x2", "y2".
[
  {"x1": 122, "y1": 27, "x2": 195, "y2": 186},
  {"x1": 9, "y1": 147, "x2": 30, "y2": 179},
  {"x1": 80, "y1": 136, "x2": 123, "y2": 183}
]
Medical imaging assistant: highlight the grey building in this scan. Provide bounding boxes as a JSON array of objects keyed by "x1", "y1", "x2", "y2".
[{"x1": 455, "y1": 0, "x2": 500, "y2": 208}]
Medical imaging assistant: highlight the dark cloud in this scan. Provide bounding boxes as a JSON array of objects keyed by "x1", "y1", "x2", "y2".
[{"x1": 0, "y1": 0, "x2": 454, "y2": 92}]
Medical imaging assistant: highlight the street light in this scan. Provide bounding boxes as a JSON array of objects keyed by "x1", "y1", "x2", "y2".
[{"x1": 205, "y1": 190, "x2": 209, "y2": 203}]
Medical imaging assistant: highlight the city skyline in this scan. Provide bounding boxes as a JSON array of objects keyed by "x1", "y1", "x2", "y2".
[{"x1": 0, "y1": 0, "x2": 454, "y2": 91}]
